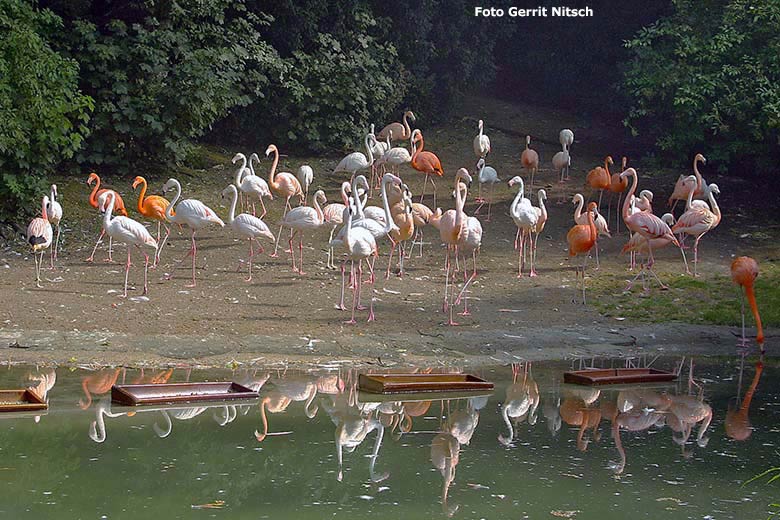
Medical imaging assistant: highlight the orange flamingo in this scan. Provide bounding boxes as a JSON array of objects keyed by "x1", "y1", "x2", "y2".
[
  {"x1": 132, "y1": 176, "x2": 171, "y2": 267},
  {"x1": 520, "y1": 135, "x2": 540, "y2": 191},
  {"x1": 731, "y1": 256, "x2": 764, "y2": 349},
  {"x1": 86, "y1": 172, "x2": 127, "y2": 262},
  {"x1": 566, "y1": 201, "x2": 597, "y2": 304},
  {"x1": 607, "y1": 156, "x2": 629, "y2": 232},
  {"x1": 439, "y1": 168, "x2": 472, "y2": 325},
  {"x1": 726, "y1": 359, "x2": 763, "y2": 441},
  {"x1": 265, "y1": 144, "x2": 304, "y2": 257},
  {"x1": 586, "y1": 156, "x2": 612, "y2": 210},
  {"x1": 410, "y1": 129, "x2": 444, "y2": 207},
  {"x1": 79, "y1": 368, "x2": 122, "y2": 410}
]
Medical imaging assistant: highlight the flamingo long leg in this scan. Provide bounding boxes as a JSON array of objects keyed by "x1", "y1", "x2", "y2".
[
  {"x1": 271, "y1": 197, "x2": 292, "y2": 257},
  {"x1": 122, "y1": 247, "x2": 131, "y2": 298},
  {"x1": 345, "y1": 260, "x2": 358, "y2": 324},
  {"x1": 337, "y1": 260, "x2": 347, "y2": 311},
  {"x1": 142, "y1": 248, "x2": 150, "y2": 295},
  {"x1": 87, "y1": 229, "x2": 106, "y2": 262},
  {"x1": 366, "y1": 261, "x2": 376, "y2": 322},
  {"x1": 33, "y1": 251, "x2": 41, "y2": 287},
  {"x1": 287, "y1": 230, "x2": 297, "y2": 273},
  {"x1": 298, "y1": 232, "x2": 306, "y2": 275}
]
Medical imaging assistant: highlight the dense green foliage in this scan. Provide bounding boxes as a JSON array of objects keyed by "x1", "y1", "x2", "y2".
[
  {"x1": 623, "y1": 0, "x2": 780, "y2": 172},
  {"x1": 0, "y1": 0, "x2": 92, "y2": 220}
]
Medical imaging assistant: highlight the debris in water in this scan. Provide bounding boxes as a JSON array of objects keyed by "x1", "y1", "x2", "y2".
[
  {"x1": 498, "y1": 309, "x2": 522, "y2": 313},
  {"x1": 467, "y1": 483, "x2": 490, "y2": 490},
  {"x1": 550, "y1": 510, "x2": 580, "y2": 518},
  {"x1": 191, "y1": 500, "x2": 225, "y2": 510},
  {"x1": 382, "y1": 288, "x2": 400, "y2": 294}
]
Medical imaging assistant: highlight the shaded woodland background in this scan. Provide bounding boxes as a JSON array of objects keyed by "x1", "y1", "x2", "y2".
[{"x1": 2, "y1": 0, "x2": 779, "y2": 222}]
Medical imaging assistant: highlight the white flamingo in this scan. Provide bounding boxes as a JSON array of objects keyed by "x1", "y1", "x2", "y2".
[
  {"x1": 473, "y1": 119, "x2": 491, "y2": 158},
  {"x1": 559, "y1": 129, "x2": 574, "y2": 180},
  {"x1": 296, "y1": 164, "x2": 314, "y2": 202},
  {"x1": 453, "y1": 182, "x2": 483, "y2": 316},
  {"x1": 508, "y1": 176, "x2": 538, "y2": 278},
  {"x1": 322, "y1": 182, "x2": 350, "y2": 269},
  {"x1": 100, "y1": 191, "x2": 157, "y2": 297},
  {"x1": 26, "y1": 195, "x2": 53, "y2": 288},
  {"x1": 233, "y1": 152, "x2": 272, "y2": 218},
  {"x1": 552, "y1": 146, "x2": 571, "y2": 183},
  {"x1": 221, "y1": 184, "x2": 275, "y2": 282},
  {"x1": 280, "y1": 189, "x2": 326, "y2": 275},
  {"x1": 474, "y1": 158, "x2": 499, "y2": 221},
  {"x1": 45, "y1": 184, "x2": 63, "y2": 266},
  {"x1": 334, "y1": 133, "x2": 374, "y2": 180},
  {"x1": 332, "y1": 202, "x2": 378, "y2": 323},
  {"x1": 374, "y1": 130, "x2": 412, "y2": 175},
  {"x1": 162, "y1": 178, "x2": 225, "y2": 287}
]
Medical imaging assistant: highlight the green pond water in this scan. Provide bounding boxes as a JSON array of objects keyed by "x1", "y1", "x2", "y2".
[{"x1": 0, "y1": 357, "x2": 777, "y2": 519}]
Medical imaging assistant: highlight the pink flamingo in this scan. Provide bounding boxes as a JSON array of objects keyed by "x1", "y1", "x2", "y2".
[
  {"x1": 280, "y1": 190, "x2": 326, "y2": 275},
  {"x1": 453, "y1": 181, "x2": 482, "y2": 316},
  {"x1": 100, "y1": 191, "x2": 158, "y2": 298},
  {"x1": 26, "y1": 195, "x2": 53, "y2": 288},
  {"x1": 409, "y1": 202, "x2": 439, "y2": 258},
  {"x1": 672, "y1": 183, "x2": 721, "y2": 277},
  {"x1": 622, "y1": 213, "x2": 688, "y2": 291},
  {"x1": 45, "y1": 184, "x2": 62, "y2": 267},
  {"x1": 668, "y1": 153, "x2": 709, "y2": 210},
  {"x1": 221, "y1": 184, "x2": 275, "y2": 282},
  {"x1": 376, "y1": 110, "x2": 416, "y2": 142},
  {"x1": 439, "y1": 168, "x2": 472, "y2": 325},
  {"x1": 266, "y1": 144, "x2": 304, "y2": 256},
  {"x1": 620, "y1": 168, "x2": 680, "y2": 289},
  {"x1": 86, "y1": 173, "x2": 127, "y2": 262},
  {"x1": 162, "y1": 178, "x2": 225, "y2": 287},
  {"x1": 520, "y1": 135, "x2": 540, "y2": 191}
]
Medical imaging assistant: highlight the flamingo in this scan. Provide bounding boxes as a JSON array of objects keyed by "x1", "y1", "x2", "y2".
[
  {"x1": 586, "y1": 156, "x2": 612, "y2": 209},
  {"x1": 552, "y1": 146, "x2": 570, "y2": 183},
  {"x1": 566, "y1": 201, "x2": 598, "y2": 303},
  {"x1": 634, "y1": 189, "x2": 654, "y2": 213},
  {"x1": 620, "y1": 167, "x2": 680, "y2": 288},
  {"x1": 529, "y1": 189, "x2": 548, "y2": 277},
  {"x1": 323, "y1": 182, "x2": 350, "y2": 269},
  {"x1": 266, "y1": 144, "x2": 304, "y2": 256},
  {"x1": 45, "y1": 184, "x2": 62, "y2": 266},
  {"x1": 374, "y1": 130, "x2": 412, "y2": 175},
  {"x1": 607, "y1": 156, "x2": 629, "y2": 232},
  {"x1": 473, "y1": 119, "x2": 491, "y2": 158},
  {"x1": 162, "y1": 178, "x2": 225, "y2": 287},
  {"x1": 520, "y1": 135, "x2": 540, "y2": 191},
  {"x1": 280, "y1": 190, "x2": 326, "y2": 275},
  {"x1": 622, "y1": 213, "x2": 688, "y2": 290},
  {"x1": 474, "y1": 158, "x2": 499, "y2": 221},
  {"x1": 100, "y1": 191, "x2": 157, "y2": 298},
  {"x1": 79, "y1": 367, "x2": 122, "y2": 410},
  {"x1": 410, "y1": 129, "x2": 444, "y2": 207},
  {"x1": 453, "y1": 181, "x2": 483, "y2": 316},
  {"x1": 26, "y1": 195, "x2": 53, "y2": 288},
  {"x1": 671, "y1": 183, "x2": 721, "y2": 276},
  {"x1": 439, "y1": 168, "x2": 472, "y2": 325},
  {"x1": 332, "y1": 203, "x2": 378, "y2": 323},
  {"x1": 368, "y1": 125, "x2": 390, "y2": 190},
  {"x1": 132, "y1": 176, "x2": 171, "y2": 267},
  {"x1": 669, "y1": 153, "x2": 709, "y2": 210},
  {"x1": 386, "y1": 186, "x2": 415, "y2": 278},
  {"x1": 86, "y1": 173, "x2": 127, "y2": 262},
  {"x1": 334, "y1": 133, "x2": 375, "y2": 181},
  {"x1": 731, "y1": 256, "x2": 764, "y2": 349},
  {"x1": 560, "y1": 128, "x2": 574, "y2": 153},
  {"x1": 572, "y1": 193, "x2": 610, "y2": 268},
  {"x1": 508, "y1": 176, "x2": 538, "y2": 278},
  {"x1": 409, "y1": 202, "x2": 439, "y2": 258},
  {"x1": 498, "y1": 363, "x2": 540, "y2": 446},
  {"x1": 726, "y1": 359, "x2": 763, "y2": 440},
  {"x1": 221, "y1": 184, "x2": 275, "y2": 281},
  {"x1": 296, "y1": 164, "x2": 314, "y2": 202},
  {"x1": 233, "y1": 152, "x2": 273, "y2": 218},
  {"x1": 376, "y1": 110, "x2": 416, "y2": 142}
]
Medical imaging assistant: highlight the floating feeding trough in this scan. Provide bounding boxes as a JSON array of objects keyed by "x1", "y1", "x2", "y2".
[
  {"x1": 358, "y1": 373, "x2": 494, "y2": 395},
  {"x1": 111, "y1": 382, "x2": 259, "y2": 406},
  {"x1": 0, "y1": 389, "x2": 48, "y2": 413},
  {"x1": 563, "y1": 368, "x2": 677, "y2": 386}
]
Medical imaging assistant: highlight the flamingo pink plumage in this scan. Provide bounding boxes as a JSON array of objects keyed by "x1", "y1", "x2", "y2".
[
  {"x1": 266, "y1": 144, "x2": 304, "y2": 256},
  {"x1": 439, "y1": 168, "x2": 472, "y2": 325},
  {"x1": 86, "y1": 173, "x2": 126, "y2": 263},
  {"x1": 26, "y1": 195, "x2": 53, "y2": 288}
]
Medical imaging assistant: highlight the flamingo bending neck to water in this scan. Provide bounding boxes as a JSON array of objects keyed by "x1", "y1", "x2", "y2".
[{"x1": 731, "y1": 256, "x2": 764, "y2": 350}]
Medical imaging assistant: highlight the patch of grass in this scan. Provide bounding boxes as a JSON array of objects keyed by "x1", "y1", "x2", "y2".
[{"x1": 592, "y1": 259, "x2": 780, "y2": 328}]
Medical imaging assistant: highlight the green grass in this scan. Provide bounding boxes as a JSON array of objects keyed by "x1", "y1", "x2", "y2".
[{"x1": 591, "y1": 260, "x2": 780, "y2": 328}]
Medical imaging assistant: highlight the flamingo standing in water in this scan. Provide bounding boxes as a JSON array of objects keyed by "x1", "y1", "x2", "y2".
[
  {"x1": 566, "y1": 201, "x2": 598, "y2": 303},
  {"x1": 410, "y1": 129, "x2": 444, "y2": 207},
  {"x1": 266, "y1": 144, "x2": 304, "y2": 256},
  {"x1": 508, "y1": 176, "x2": 538, "y2": 278},
  {"x1": 100, "y1": 191, "x2": 158, "y2": 298},
  {"x1": 86, "y1": 173, "x2": 127, "y2": 262},
  {"x1": 162, "y1": 178, "x2": 225, "y2": 287},
  {"x1": 45, "y1": 184, "x2": 62, "y2": 266},
  {"x1": 376, "y1": 110, "x2": 416, "y2": 142},
  {"x1": 672, "y1": 183, "x2": 721, "y2": 277},
  {"x1": 221, "y1": 184, "x2": 275, "y2": 281},
  {"x1": 132, "y1": 176, "x2": 171, "y2": 267},
  {"x1": 473, "y1": 119, "x2": 491, "y2": 158},
  {"x1": 731, "y1": 256, "x2": 764, "y2": 350},
  {"x1": 586, "y1": 156, "x2": 612, "y2": 210},
  {"x1": 620, "y1": 167, "x2": 680, "y2": 289},
  {"x1": 280, "y1": 190, "x2": 326, "y2": 275},
  {"x1": 439, "y1": 168, "x2": 472, "y2": 325},
  {"x1": 26, "y1": 195, "x2": 53, "y2": 287},
  {"x1": 520, "y1": 135, "x2": 540, "y2": 191}
]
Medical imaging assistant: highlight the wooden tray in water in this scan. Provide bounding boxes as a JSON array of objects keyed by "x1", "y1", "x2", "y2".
[
  {"x1": 0, "y1": 389, "x2": 48, "y2": 412},
  {"x1": 111, "y1": 382, "x2": 259, "y2": 406},
  {"x1": 563, "y1": 368, "x2": 677, "y2": 386},
  {"x1": 358, "y1": 373, "x2": 494, "y2": 394}
]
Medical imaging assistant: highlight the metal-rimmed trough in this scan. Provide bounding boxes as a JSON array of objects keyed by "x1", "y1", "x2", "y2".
[
  {"x1": 358, "y1": 373, "x2": 494, "y2": 395},
  {"x1": 111, "y1": 382, "x2": 259, "y2": 406},
  {"x1": 563, "y1": 368, "x2": 678, "y2": 386},
  {"x1": 0, "y1": 389, "x2": 48, "y2": 413}
]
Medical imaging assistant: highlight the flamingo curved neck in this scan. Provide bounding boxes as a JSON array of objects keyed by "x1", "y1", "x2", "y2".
[
  {"x1": 235, "y1": 154, "x2": 247, "y2": 186},
  {"x1": 50, "y1": 186, "x2": 57, "y2": 204},
  {"x1": 268, "y1": 148, "x2": 279, "y2": 189},
  {"x1": 136, "y1": 178, "x2": 148, "y2": 214},
  {"x1": 166, "y1": 180, "x2": 182, "y2": 222},
  {"x1": 364, "y1": 135, "x2": 375, "y2": 167},
  {"x1": 313, "y1": 194, "x2": 324, "y2": 224},
  {"x1": 41, "y1": 197, "x2": 49, "y2": 222},
  {"x1": 693, "y1": 157, "x2": 703, "y2": 189},
  {"x1": 380, "y1": 178, "x2": 394, "y2": 234},
  {"x1": 89, "y1": 176, "x2": 101, "y2": 207},
  {"x1": 604, "y1": 158, "x2": 611, "y2": 177},
  {"x1": 402, "y1": 113, "x2": 411, "y2": 138},
  {"x1": 227, "y1": 187, "x2": 238, "y2": 224},
  {"x1": 103, "y1": 192, "x2": 115, "y2": 229},
  {"x1": 708, "y1": 189, "x2": 720, "y2": 220},
  {"x1": 622, "y1": 169, "x2": 638, "y2": 220},
  {"x1": 573, "y1": 195, "x2": 584, "y2": 221},
  {"x1": 510, "y1": 180, "x2": 525, "y2": 217}
]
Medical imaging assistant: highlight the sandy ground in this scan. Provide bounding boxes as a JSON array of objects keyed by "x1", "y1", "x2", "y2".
[{"x1": 1, "y1": 96, "x2": 776, "y2": 367}]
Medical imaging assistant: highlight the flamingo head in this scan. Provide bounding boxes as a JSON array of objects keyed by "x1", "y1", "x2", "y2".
[
  {"x1": 162, "y1": 178, "x2": 177, "y2": 194},
  {"x1": 476, "y1": 158, "x2": 485, "y2": 172},
  {"x1": 478, "y1": 119, "x2": 483, "y2": 130},
  {"x1": 411, "y1": 128, "x2": 422, "y2": 142},
  {"x1": 661, "y1": 213, "x2": 675, "y2": 226},
  {"x1": 587, "y1": 202, "x2": 597, "y2": 212},
  {"x1": 407, "y1": 110, "x2": 416, "y2": 122},
  {"x1": 538, "y1": 189, "x2": 547, "y2": 202},
  {"x1": 618, "y1": 167, "x2": 636, "y2": 180},
  {"x1": 221, "y1": 185, "x2": 237, "y2": 200},
  {"x1": 606, "y1": 155, "x2": 614, "y2": 165},
  {"x1": 695, "y1": 153, "x2": 707, "y2": 164},
  {"x1": 382, "y1": 173, "x2": 402, "y2": 187},
  {"x1": 708, "y1": 183, "x2": 720, "y2": 196},
  {"x1": 87, "y1": 172, "x2": 99, "y2": 186},
  {"x1": 455, "y1": 169, "x2": 472, "y2": 187},
  {"x1": 231, "y1": 152, "x2": 245, "y2": 164},
  {"x1": 639, "y1": 189, "x2": 654, "y2": 201},
  {"x1": 265, "y1": 144, "x2": 277, "y2": 157},
  {"x1": 132, "y1": 176, "x2": 144, "y2": 190},
  {"x1": 314, "y1": 190, "x2": 327, "y2": 205},
  {"x1": 507, "y1": 176, "x2": 522, "y2": 188},
  {"x1": 250, "y1": 152, "x2": 260, "y2": 164},
  {"x1": 51, "y1": 184, "x2": 58, "y2": 199}
]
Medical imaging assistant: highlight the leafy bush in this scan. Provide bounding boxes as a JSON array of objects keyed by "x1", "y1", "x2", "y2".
[
  {"x1": 0, "y1": 0, "x2": 92, "y2": 220},
  {"x1": 623, "y1": 0, "x2": 780, "y2": 173},
  {"x1": 53, "y1": 0, "x2": 283, "y2": 170}
]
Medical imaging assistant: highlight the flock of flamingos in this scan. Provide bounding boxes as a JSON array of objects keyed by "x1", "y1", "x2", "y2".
[{"x1": 23, "y1": 111, "x2": 764, "y2": 348}]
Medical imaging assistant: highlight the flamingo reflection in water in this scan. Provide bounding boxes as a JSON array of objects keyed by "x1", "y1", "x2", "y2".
[
  {"x1": 498, "y1": 363, "x2": 540, "y2": 446},
  {"x1": 559, "y1": 386, "x2": 603, "y2": 452},
  {"x1": 255, "y1": 376, "x2": 318, "y2": 442},
  {"x1": 79, "y1": 368, "x2": 123, "y2": 410},
  {"x1": 726, "y1": 357, "x2": 764, "y2": 441},
  {"x1": 607, "y1": 388, "x2": 670, "y2": 475},
  {"x1": 26, "y1": 368, "x2": 56, "y2": 423}
]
